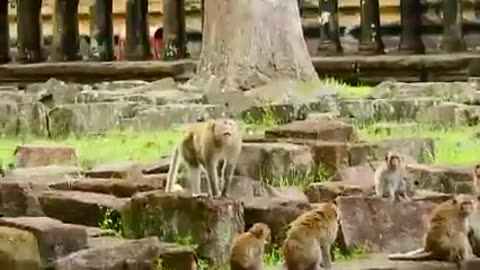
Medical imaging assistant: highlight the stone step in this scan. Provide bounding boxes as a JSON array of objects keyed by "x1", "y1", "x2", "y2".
[
  {"x1": 121, "y1": 191, "x2": 244, "y2": 267},
  {"x1": 38, "y1": 190, "x2": 128, "y2": 227},
  {"x1": 48, "y1": 237, "x2": 197, "y2": 270},
  {"x1": 50, "y1": 176, "x2": 165, "y2": 198},
  {"x1": 0, "y1": 216, "x2": 87, "y2": 266}
]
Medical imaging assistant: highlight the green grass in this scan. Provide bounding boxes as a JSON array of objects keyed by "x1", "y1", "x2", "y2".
[
  {"x1": 359, "y1": 123, "x2": 480, "y2": 166},
  {"x1": 1, "y1": 120, "x2": 479, "y2": 169},
  {"x1": 320, "y1": 78, "x2": 373, "y2": 99}
]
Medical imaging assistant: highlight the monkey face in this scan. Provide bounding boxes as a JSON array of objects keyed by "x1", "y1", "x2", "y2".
[
  {"x1": 387, "y1": 155, "x2": 401, "y2": 168},
  {"x1": 454, "y1": 195, "x2": 477, "y2": 216},
  {"x1": 213, "y1": 118, "x2": 237, "y2": 139},
  {"x1": 474, "y1": 165, "x2": 480, "y2": 180}
]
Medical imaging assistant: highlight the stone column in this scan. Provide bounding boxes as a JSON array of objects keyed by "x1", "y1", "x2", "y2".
[
  {"x1": 441, "y1": 0, "x2": 465, "y2": 52},
  {"x1": 358, "y1": 0, "x2": 384, "y2": 55},
  {"x1": 125, "y1": 0, "x2": 151, "y2": 60},
  {"x1": 399, "y1": 0, "x2": 425, "y2": 54},
  {"x1": 51, "y1": 0, "x2": 81, "y2": 61},
  {"x1": 201, "y1": 0, "x2": 205, "y2": 32},
  {"x1": 17, "y1": 0, "x2": 44, "y2": 63},
  {"x1": 317, "y1": 0, "x2": 342, "y2": 55},
  {"x1": 89, "y1": 0, "x2": 114, "y2": 61},
  {"x1": 162, "y1": 0, "x2": 188, "y2": 60},
  {"x1": 0, "y1": 1, "x2": 9, "y2": 63}
]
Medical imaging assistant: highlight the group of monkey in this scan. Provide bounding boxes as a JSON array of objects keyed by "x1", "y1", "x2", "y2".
[{"x1": 163, "y1": 118, "x2": 480, "y2": 269}]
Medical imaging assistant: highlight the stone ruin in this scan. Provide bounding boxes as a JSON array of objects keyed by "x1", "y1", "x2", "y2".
[{"x1": 1, "y1": 77, "x2": 480, "y2": 269}]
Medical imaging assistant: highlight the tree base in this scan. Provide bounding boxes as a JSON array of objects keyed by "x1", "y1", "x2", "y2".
[{"x1": 188, "y1": 0, "x2": 318, "y2": 92}]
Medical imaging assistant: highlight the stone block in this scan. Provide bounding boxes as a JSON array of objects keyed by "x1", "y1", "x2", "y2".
[
  {"x1": 14, "y1": 144, "x2": 78, "y2": 168},
  {"x1": 84, "y1": 161, "x2": 143, "y2": 180},
  {"x1": 47, "y1": 237, "x2": 196, "y2": 270},
  {"x1": 407, "y1": 163, "x2": 475, "y2": 194},
  {"x1": 0, "y1": 226, "x2": 42, "y2": 270},
  {"x1": 0, "y1": 181, "x2": 46, "y2": 217},
  {"x1": 265, "y1": 119, "x2": 358, "y2": 142},
  {"x1": 304, "y1": 182, "x2": 366, "y2": 203},
  {"x1": 0, "y1": 217, "x2": 87, "y2": 265},
  {"x1": 50, "y1": 176, "x2": 165, "y2": 198},
  {"x1": 236, "y1": 142, "x2": 314, "y2": 182},
  {"x1": 337, "y1": 196, "x2": 445, "y2": 253},
  {"x1": 38, "y1": 190, "x2": 127, "y2": 227},
  {"x1": 121, "y1": 191, "x2": 244, "y2": 266}
]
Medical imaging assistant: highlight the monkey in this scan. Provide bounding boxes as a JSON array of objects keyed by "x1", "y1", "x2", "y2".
[
  {"x1": 229, "y1": 222, "x2": 271, "y2": 270},
  {"x1": 472, "y1": 164, "x2": 480, "y2": 196},
  {"x1": 389, "y1": 194, "x2": 477, "y2": 267},
  {"x1": 374, "y1": 151, "x2": 411, "y2": 202},
  {"x1": 165, "y1": 118, "x2": 242, "y2": 197},
  {"x1": 282, "y1": 202, "x2": 340, "y2": 270}
]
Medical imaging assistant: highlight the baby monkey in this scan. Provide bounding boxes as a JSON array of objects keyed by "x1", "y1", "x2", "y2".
[
  {"x1": 165, "y1": 118, "x2": 242, "y2": 197},
  {"x1": 229, "y1": 223, "x2": 271, "y2": 270},
  {"x1": 374, "y1": 151, "x2": 411, "y2": 202}
]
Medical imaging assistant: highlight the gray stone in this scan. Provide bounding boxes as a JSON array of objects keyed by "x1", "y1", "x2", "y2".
[
  {"x1": 0, "y1": 101, "x2": 19, "y2": 135},
  {"x1": 38, "y1": 190, "x2": 128, "y2": 227},
  {"x1": 49, "y1": 237, "x2": 196, "y2": 270},
  {"x1": 18, "y1": 102, "x2": 49, "y2": 136},
  {"x1": 237, "y1": 142, "x2": 314, "y2": 182},
  {"x1": 47, "y1": 103, "x2": 121, "y2": 137},
  {"x1": 121, "y1": 192, "x2": 244, "y2": 267},
  {"x1": 0, "y1": 217, "x2": 88, "y2": 265},
  {"x1": 337, "y1": 196, "x2": 445, "y2": 253},
  {"x1": 0, "y1": 226, "x2": 42, "y2": 270}
]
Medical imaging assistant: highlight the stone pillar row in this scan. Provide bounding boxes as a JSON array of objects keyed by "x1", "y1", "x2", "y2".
[
  {"x1": 1, "y1": 0, "x2": 188, "y2": 63},
  {"x1": 0, "y1": 0, "x2": 467, "y2": 63},
  {"x1": 316, "y1": 0, "x2": 465, "y2": 56}
]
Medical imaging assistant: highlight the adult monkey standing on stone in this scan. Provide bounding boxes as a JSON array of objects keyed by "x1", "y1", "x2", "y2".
[{"x1": 165, "y1": 118, "x2": 243, "y2": 197}]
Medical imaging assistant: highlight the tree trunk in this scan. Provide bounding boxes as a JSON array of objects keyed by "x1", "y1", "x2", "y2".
[{"x1": 189, "y1": 0, "x2": 317, "y2": 92}]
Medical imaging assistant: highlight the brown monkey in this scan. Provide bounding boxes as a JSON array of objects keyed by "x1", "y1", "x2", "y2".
[
  {"x1": 472, "y1": 164, "x2": 480, "y2": 196},
  {"x1": 165, "y1": 118, "x2": 242, "y2": 197},
  {"x1": 374, "y1": 151, "x2": 411, "y2": 202},
  {"x1": 282, "y1": 202, "x2": 339, "y2": 270},
  {"x1": 229, "y1": 223, "x2": 271, "y2": 270},
  {"x1": 389, "y1": 194, "x2": 477, "y2": 267}
]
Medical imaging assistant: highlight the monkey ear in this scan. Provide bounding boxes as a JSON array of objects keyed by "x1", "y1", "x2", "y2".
[{"x1": 384, "y1": 153, "x2": 390, "y2": 162}]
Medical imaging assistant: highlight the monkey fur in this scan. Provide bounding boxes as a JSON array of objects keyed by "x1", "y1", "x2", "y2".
[
  {"x1": 282, "y1": 202, "x2": 340, "y2": 270},
  {"x1": 374, "y1": 151, "x2": 411, "y2": 202},
  {"x1": 389, "y1": 194, "x2": 477, "y2": 267},
  {"x1": 229, "y1": 223, "x2": 271, "y2": 270},
  {"x1": 472, "y1": 164, "x2": 480, "y2": 196},
  {"x1": 165, "y1": 118, "x2": 242, "y2": 197}
]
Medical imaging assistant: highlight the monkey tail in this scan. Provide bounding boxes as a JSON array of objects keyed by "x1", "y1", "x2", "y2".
[
  {"x1": 388, "y1": 248, "x2": 433, "y2": 261},
  {"x1": 165, "y1": 146, "x2": 181, "y2": 192}
]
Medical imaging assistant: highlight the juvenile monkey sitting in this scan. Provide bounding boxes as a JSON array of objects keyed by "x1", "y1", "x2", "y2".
[
  {"x1": 374, "y1": 151, "x2": 411, "y2": 202},
  {"x1": 229, "y1": 223, "x2": 271, "y2": 270}
]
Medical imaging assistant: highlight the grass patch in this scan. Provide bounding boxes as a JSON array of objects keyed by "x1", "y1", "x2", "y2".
[
  {"x1": 320, "y1": 78, "x2": 373, "y2": 99},
  {"x1": 359, "y1": 123, "x2": 480, "y2": 165}
]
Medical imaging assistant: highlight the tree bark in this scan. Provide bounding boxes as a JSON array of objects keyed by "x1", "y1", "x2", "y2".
[
  {"x1": 0, "y1": 1, "x2": 9, "y2": 63},
  {"x1": 189, "y1": 0, "x2": 318, "y2": 92}
]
